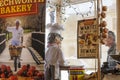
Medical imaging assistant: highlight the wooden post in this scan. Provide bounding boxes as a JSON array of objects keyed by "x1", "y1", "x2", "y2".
[
  {"x1": 97, "y1": 0, "x2": 101, "y2": 80},
  {"x1": 116, "y1": 0, "x2": 120, "y2": 51}
]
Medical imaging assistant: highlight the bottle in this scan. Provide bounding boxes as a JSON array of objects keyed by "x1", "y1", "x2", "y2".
[{"x1": 75, "y1": 75, "x2": 78, "y2": 80}]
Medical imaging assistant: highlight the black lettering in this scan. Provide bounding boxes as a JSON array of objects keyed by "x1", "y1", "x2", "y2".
[{"x1": 80, "y1": 49, "x2": 96, "y2": 53}]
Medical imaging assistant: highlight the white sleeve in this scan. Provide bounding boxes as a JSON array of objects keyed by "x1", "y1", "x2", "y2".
[
  {"x1": 58, "y1": 48, "x2": 65, "y2": 66},
  {"x1": 6, "y1": 27, "x2": 14, "y2": 32}
]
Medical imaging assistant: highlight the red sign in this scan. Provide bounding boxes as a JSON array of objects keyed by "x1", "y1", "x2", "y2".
[{"x1": 0, "y1": 0, "x2": 45, "y2": 18}]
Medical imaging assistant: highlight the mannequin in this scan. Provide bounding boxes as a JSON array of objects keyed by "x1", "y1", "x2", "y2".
[{"x1": 45, "y1": 23, "x2": 65, "y2": 80}]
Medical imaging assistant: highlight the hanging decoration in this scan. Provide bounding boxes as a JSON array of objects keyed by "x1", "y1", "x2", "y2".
[
  {"x1": 61, "y1": 0, "x2": 94, "y2": 22},
  {"x1": 99, "y1": 5, "x2": 108, "y2": 44},
  {"x1": 47, "y1": 0, "x2": 94, "y2": 22}
]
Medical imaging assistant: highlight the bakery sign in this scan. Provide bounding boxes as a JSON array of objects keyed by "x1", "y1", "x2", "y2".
[
  {"x1": 77, "y1": 18, "x2": 99, "y2": 58},
  {"x1": 0, "y1": 0, "x2": 45, "y2": 18}
]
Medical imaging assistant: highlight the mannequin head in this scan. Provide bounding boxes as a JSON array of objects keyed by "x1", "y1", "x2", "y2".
[{"x1": 47, "y1": 33, "x2": 63, "y2": 45}]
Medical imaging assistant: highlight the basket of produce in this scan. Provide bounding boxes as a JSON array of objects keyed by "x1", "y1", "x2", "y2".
[
  {"x1": 8, "y1": 75, "x2": 18, "y2": 80},
  {"x1": 17, "y1": 64, "x2": 44, "y2": 80},
  {"x1": 0, "y1": 65, "x2": 13, "y2": 80},
  {"x1": 9, "y1": 45, "x2": 22, "y2": 57}
]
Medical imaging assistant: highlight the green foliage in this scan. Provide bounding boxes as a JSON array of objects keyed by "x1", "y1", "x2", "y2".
[
  {"x1": 6, "y1": 32, "x2": 12, "y2": 40},
  {"x1": 24, "y1": 29, "x2": 32, "y2": 33}
]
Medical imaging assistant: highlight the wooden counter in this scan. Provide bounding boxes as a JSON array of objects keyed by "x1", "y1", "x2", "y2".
[
  {"x1": 60, "y1": 66, "x2": 70, "y2": 70},
  {"x1": 103, "y1": 74, "x2": 120, "y2": 80}
]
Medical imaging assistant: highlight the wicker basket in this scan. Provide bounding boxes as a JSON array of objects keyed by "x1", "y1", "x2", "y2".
[
  {"x1": 17, "y1": 76, "x2": 32, "y2": 80},
  {"x1": 17, "y1": 76, "x2": 44, "y2": 80},
  {"x1": 9, "y1": 45, "x2": 22, "y2": 57},
  {"x1": 7, "y1": 76, "x2": 31, "y2": 80}
]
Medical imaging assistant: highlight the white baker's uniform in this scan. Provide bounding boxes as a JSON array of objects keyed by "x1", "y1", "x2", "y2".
[
  {"x1": 45, "y1": 43, "x2": 65, "y2": 79},
  {"x1": 7, "y1": 27, "x2": 23, "y2": 46}
]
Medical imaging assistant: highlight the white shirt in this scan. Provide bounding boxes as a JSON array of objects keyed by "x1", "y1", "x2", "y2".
[
  {"x1": 7, "y1": 26, "x2": 23, "y2": 41},
  {"x1": 45, "y1": 43, "x2": 65, "y2": 79}
]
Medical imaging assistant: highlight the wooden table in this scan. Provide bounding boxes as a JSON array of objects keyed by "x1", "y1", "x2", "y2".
[{"x1": 60, "y1": 66, "x2": 70, "y2": 70}]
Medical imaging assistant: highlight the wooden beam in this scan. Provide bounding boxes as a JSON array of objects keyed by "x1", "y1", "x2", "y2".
[{"x1": 56, "y1": 0, "x2": 62, "y2": 24}]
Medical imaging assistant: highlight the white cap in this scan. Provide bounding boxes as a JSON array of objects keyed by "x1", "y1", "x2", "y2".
[
  {"x1": 15, "y1": 19, "x2": 21, "y2": 24},
  {"x1": 46, "y1": 23, "x2": 64, "y2": 34}
]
